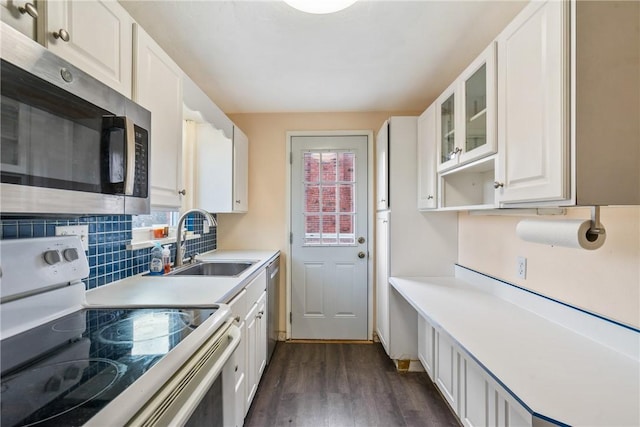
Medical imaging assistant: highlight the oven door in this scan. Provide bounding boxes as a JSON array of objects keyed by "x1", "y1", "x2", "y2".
[{"x1": 121, "y1": 320, "x2": 241, "y2": 427}]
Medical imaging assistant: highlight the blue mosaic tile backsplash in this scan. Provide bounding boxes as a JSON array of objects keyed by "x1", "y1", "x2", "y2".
[{"x1": 0, "y1": 214, "x2": 216, "y2": 289}]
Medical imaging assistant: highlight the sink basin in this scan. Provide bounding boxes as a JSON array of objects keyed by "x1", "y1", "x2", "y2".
[{"x1": 170, "y1": 261, "x2": 255, "y2": 277}]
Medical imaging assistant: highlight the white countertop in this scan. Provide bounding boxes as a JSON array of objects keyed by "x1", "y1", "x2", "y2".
[
  {"x1": 390, "y1": 276, "x2": 640, "y2": 427},
  {"x1": 85, "y1": 250, "x2": 279, "y2": 307}
]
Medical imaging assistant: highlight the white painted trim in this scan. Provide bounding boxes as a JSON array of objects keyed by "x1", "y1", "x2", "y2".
[{"x1": 285, "y1": 130, "x2": 375, "y2": 340}]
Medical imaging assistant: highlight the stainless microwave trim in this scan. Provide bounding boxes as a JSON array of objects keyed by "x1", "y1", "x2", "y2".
[{"x1": 0, "y1": 22, "x2": 151, "y2": 216}]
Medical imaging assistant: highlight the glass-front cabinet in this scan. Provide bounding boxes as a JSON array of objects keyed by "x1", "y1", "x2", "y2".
[{"x1": 437, "y1": 42, "x2": 496, "y2": 172}]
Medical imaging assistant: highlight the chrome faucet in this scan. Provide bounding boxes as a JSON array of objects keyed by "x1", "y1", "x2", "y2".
[{"x1": 174, "y1": 208, "x2": 217, "y2": 267}]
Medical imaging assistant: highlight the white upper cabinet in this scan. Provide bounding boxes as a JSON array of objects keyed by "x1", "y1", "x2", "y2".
[
  {"x1": 376, "y1": 120, "x2": 389, "y2": 210},
  {"x1": 495, "y1": 0, "x2": 567, "y2": 205},
  {"x1": 45, "y1": 0, "x2": 133, "y2": 97},
  {"x1": 194, "y1": 124, "x2": 249, "y2": 213},
  {"x1": 496, "y1": 0, "x2": 639, "y2": 206},
  {"x1": 133, "y1": 24, "x2": 183, "y2": 210},
  {"x1": 437, "y1": 43, "x2": 497, "y2": 173},
  {"x1": 1, "y1": 0, "x2": 38, "y2": 39},
  {"x1": 417, "y1": 103, "x2": 438, "y2": 210}
]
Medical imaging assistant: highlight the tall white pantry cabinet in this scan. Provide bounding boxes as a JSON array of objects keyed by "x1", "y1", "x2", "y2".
[{"x1": 375, "y1": 117, "x2": 457, "y2": 366}]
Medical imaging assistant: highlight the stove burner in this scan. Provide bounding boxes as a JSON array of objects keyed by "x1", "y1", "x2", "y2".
[
  {"x1": 97, "y1": 311, "x2": 193, "y2": 344},
  {"x1": 52, "y1": 313, "x2": 115, "y2": 333},
  {"x1": 0, "y1": 358, "x2": 124, "y2": 427}
]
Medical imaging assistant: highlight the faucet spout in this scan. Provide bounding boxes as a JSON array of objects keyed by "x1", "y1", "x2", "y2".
[{"x1": 174, "y1": 208, "x2": 217, "y2": 267}]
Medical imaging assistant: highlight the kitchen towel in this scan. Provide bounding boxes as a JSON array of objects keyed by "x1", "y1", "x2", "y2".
[{"x1": 516, "y1": 218, "x2": 606, "y2": 250}]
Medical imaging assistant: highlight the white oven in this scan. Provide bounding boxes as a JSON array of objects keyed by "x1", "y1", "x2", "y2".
[{"x1": 0, "y1": 236, "x2": 239, "y2": 427}]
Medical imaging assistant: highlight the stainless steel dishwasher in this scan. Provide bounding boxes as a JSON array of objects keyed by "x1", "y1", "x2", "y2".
[{"x1": 266, "y1": 256, "x2": 280, "y2": 364}]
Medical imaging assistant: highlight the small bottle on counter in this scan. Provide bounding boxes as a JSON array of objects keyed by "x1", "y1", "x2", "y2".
[
  {"x1": 149, "y1": 243, "x2": 163, "y2": 275},
  {"x1": 162, "y1": 245, "x2": 171, "y2": 274}
]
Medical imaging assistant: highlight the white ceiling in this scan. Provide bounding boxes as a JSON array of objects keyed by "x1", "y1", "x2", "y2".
[{"x1": 119, "y1": 0, "x2": 527, "y2": 114}]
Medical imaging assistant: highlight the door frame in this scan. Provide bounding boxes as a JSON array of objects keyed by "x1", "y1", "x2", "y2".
[{"x1": 285, "y1": 130, "x2": 375, "y2": 340}]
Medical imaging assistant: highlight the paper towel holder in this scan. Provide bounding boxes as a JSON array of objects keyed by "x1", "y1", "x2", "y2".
[{"x1": 587, "y1": 206, "x2": 606, "y2": 241}]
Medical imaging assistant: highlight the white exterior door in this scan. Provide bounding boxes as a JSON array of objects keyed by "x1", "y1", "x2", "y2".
[{"x1": 290, "y1": 135, "x2": 369, "y2": 340}]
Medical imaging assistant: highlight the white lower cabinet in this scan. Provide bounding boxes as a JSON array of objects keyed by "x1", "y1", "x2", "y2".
[
  {"x1": 419, "y1": 314, "x2": 532, "y2": 427},
  {"x1": 226, "y1": 269, "x2": 267, "y2": 426},
  {"x1": 435, "y1": 330, "x2": 460, "y2": 413}
]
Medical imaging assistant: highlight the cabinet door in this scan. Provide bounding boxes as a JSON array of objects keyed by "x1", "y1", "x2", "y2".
[
  {"x1": 496, "y1": 0, "x2": 568, "y2": 204},
  {"x1": 1, "y1": 0, "x2": 38, "y2": 39},
  {"x1": 436, "y1": 82, "x2": 459, "y2": 172},
  {"x1": 256, "y1": 291, "x2": 267, "y2": 378},
  {"x1": 417, "y1": 104, "x2": 438, "y2": 209},
  {"x1": 417, "y1": 315, "x2": 435, "y2": 379},
  {"x1": 244, "y1": 301, "x2": 258, "y2": 414},
  {"x1": 375, "y1": 211, "x2": 390, "y2": 353},
  {"x1": 435, "y1": 330, "x2": 459, "y2": 414},
  {"x1": 233, "y1": 126, "x2": 249, "y2": 212},
  {"x1": 376, "y1": 120, "x2": 389, "y2": 210},
  {"x1": 460, "y1": 355, "x2": 490, "y2": 427},
  {"x1": 45, "y1": 0, "x2": 132, "y2": 96},
  {"x1": 134, "y1": 24, "x2": 183, "y2": 210},
  {"x1": 459, "y1": 42, "x2": 497, "y2": 166},
  {"x1": 228, "y1": 288, "x2": 247, "y2": 420}
]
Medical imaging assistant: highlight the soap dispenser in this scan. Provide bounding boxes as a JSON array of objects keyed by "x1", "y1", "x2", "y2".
[
  {"x1": 162, "y1": 245, "x2": 171, "y2": 274},
  {"x1": 149, "y1": 243, "x2": 163, "y2": 275}
]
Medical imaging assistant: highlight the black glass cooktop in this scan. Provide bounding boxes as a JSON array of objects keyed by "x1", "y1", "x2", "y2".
[{"x1": 0, "y1": 307, "x2": 217, "y2": 427}]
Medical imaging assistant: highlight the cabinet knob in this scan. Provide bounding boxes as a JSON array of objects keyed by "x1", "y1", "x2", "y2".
[
  {"x1": 178, "y1": 189, "x2": 187, "y2": 196},
  {"x1": 18, "y1": 3, "x2": 38, "y2": 19},
  {"x1": 52, "y1": 29, "x2": 70, "y2": 42},
  {"x1": 493, "y1": 181, "x2": 504, "y2": 189},
  {"x1": 427, "y1": 195, "x2": 434, "y2": 200},
  {"x1": 235, "y1": 200, "x2": 241, "y2": 204},
  {"x1": 234, "y1": 316, "x2": 241, "y2": 323}
]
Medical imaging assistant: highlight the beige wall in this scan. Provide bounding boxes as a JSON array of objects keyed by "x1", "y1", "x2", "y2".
[
  {"x1": 459, "y1": 207, "x2": 640, "y2": 328},
  {"x1": 223, "y1": 112, "x2": 415, "y2": 333}
]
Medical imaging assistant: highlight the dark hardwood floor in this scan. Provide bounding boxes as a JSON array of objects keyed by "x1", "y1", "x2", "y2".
[{"x1": 244, "y1": 342, "x2": 460, "y2": 427}]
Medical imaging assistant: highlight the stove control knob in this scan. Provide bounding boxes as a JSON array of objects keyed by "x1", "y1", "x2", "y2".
[
  {"x1": 63, "y1": 248, "x2": 79, "y2": 262},
  {"x1": 43, "y1": 250, "x2": 61, "y2": 265}
]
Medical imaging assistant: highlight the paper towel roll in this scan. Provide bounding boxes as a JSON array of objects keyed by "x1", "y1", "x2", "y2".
[{"x1": 516, "y1": 219, "x2": 606, "y2": 250}]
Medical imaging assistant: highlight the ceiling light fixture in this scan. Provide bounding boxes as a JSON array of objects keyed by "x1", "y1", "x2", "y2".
[{"x1": 283, "y1": 0, "x2": 358, "y2": 14}]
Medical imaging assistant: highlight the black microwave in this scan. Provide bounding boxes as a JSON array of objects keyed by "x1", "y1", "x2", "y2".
[{"x1": 0, "y1": 23, "x2": 150, "y2": 216}]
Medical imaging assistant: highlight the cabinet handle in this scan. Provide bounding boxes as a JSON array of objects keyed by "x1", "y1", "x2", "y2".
[
  {"x1": 493, "y1": 181, "x2": 504, "y2": 189},
  {"x1": 235, "y1": 200, "x2": 241, "y2": 204},
  {"x1": 18, "y1": 3, "x2": 38, "y2": 19},
  {"x1": 234, "y1": 316, "x2": 241, "y2": 323},
  {"x1": 52, "y1": 29, "x2": 70, "y2": 42},
  {"x1": 257, "y1": 310, "x2": 264, "y2": 319},
  {"x1": 178, "y1": 189, "x2": 187, "y2": 196}
]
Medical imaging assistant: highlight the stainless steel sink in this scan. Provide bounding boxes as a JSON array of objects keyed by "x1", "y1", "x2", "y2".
[{"x1": 170, "y1": 261, "x2": 255, "y2": 277}]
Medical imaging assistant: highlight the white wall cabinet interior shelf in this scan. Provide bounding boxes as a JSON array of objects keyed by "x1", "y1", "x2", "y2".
[
  {"x1": 45, "y1": 0, "x2": 133, "y2": 97},
  {"x1": 436, "y1": 42, "x2": 497, "y2": 173},
  {"x1": 134, "y1": 24, "x2": 183, "y2": 210},
  {"x1": 495, "y1": 0, "x2": 639, "y2": 207},
  {"x1": 1, "y1": 0, "x2": 38, "y2": 39},
  {"x1": 417, "y1": 104, "x2": 438, "y2": 210},
  {"x1": 375, "y1": 117, "x2": 457, "y2": 364},
  {"x1": 439, "y1": 155, "x2": 497, "y2": 210},
  {"x1": 194, "y1": 124, "x2": 249, "y2": 213}
]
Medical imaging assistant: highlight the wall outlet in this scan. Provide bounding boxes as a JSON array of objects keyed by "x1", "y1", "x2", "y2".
[
  {"x1": 56, "y1": 225, "x2": 89, "y2": 251},
  {"x1": 203, "y1": 220, "x2": 210, "y2": 234},
  {"x1": 517, "y1": 256, "x2": 527, "y2": 279}
]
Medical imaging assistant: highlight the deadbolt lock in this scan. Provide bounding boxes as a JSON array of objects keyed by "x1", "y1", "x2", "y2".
[
  {"x1": 358, "y1": 237, "x2": 365, "y2": 244},
  {"x1": 358, "y1": 252, "x2": 366, "y2": 259}
]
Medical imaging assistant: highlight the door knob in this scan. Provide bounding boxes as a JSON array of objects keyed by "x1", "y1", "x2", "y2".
[{"x1": 358, "y1": 252, "x2": 366, "y2": 259}]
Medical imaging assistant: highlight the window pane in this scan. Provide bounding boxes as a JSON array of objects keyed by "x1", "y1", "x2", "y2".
[
  {"x1": 338, "y1": 152, "x2": 355, "y2": 182},
  {"x1": 321, "y1": 152, "x2": 337, "y2": 182},
  {"x1": 304, "y1": 215, "x2": 320, "y2": 245},
  {"x1": 339, "y1": 184, "x2": 353, "y2": 213},
  {"x1": 338, "y1": 215, "x2": 355, "y2": 244},
  {"x1": 322, "y1": 185, "x2": 336, "y2": 213},
  {"x1": 304, "y1": 152, "x2": 320, "y2": 183},
  {"x1": 321, "y1": 215, "x2": 337, "y2": 245},
  {"x1": 305, "y1": 184, "x2": 320, "y2": 213}
]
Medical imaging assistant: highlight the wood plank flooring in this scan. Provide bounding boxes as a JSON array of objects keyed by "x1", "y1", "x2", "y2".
[{"x1": 244, "y1": 342, "x2": 460, "y2": 427}]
